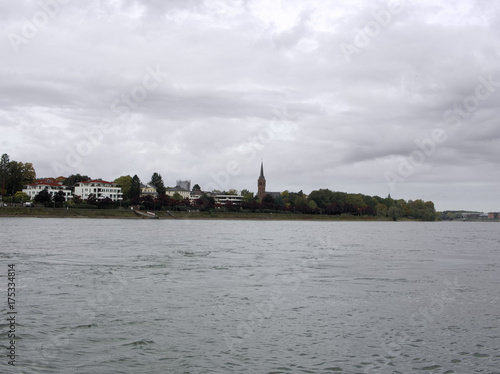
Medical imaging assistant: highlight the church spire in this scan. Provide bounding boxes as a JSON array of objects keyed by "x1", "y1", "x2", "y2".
[{"x1": 257, "y1": 161, "x2": 266, "y2": 201}]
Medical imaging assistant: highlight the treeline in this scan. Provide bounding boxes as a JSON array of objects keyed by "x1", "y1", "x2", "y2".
[
  {"x1": 0, "y1": 153, "x2": 436, "y2": 220},
  {"x1": 230, "y1": 189, "x2": 436, "y2": 221}
]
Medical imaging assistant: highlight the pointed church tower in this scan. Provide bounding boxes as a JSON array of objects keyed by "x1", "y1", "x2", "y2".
[{"x1": 257, "y1": 161, "x2": 266, "y2": 201}]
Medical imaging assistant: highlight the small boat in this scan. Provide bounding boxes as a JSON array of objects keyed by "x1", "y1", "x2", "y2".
[{"x1": 133, "y1": 210, "x2": 159, "y2": 219}]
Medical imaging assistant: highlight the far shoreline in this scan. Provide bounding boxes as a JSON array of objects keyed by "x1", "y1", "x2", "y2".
[{"x1": 0, "y1": 207, "x2": 405, "y2": 221}]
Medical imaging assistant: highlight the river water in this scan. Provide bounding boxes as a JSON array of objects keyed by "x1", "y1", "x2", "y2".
[{"x1": 0, "y1": 218, "x2": 499, "y2": 373}]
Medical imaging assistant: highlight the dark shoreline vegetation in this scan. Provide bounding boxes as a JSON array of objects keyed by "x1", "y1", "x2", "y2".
[
  {"x1": 2, "y1": 189, "x2": 439, "y2": 221},
  {"x1": 1, "y1": 153, "x2": 437, "y2": 221},
  {"x1": 0, "y1": 207, "x2": 420, "y2": 221}
]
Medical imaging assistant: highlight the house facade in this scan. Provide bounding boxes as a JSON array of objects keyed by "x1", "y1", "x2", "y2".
[
  {"x1": 165, "y1": 186, "x2": 190, "y2": 199},
  {"x1": 74, "y1": 180, "x2": 123, "y2": 201},
  {"x1": 140, "y1": 184, "x2": 158, "y2": 197},
  {"x1": 213, "y1": 194, "x2": 244, "y2": 204},
  {"x1": 23, "y1": 180, "x2": 73, "y2": 201}
]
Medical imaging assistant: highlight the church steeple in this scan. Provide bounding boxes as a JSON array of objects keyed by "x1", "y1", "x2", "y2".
[{"x1": 257, "y1": 161, "x2": 266, "y2": 201}]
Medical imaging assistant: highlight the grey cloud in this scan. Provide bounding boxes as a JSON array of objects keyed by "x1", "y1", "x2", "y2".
[{"x1": 1, "y1": 0, "x2": 499, "y2": 211}]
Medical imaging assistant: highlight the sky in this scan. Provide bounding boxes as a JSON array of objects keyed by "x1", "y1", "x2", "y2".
[{"x1": 1, "y1": 0, "x2": 499, "y2": 212}]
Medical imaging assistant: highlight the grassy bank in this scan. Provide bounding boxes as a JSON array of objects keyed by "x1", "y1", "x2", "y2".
[{"x1": 0, "y1": 207, "x2": 385, "y2": 221}]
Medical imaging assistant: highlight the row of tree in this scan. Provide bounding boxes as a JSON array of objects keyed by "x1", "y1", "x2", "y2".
[
  {"x1": 223, "y1": 189, "x2": 436, "y2": 221},
  {"x1": 0, "y1": 155, "x2": 436, "y2": 220}
]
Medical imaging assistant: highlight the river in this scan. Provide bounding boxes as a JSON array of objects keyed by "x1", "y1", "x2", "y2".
[{"x1": 0, "y1": 218, "x2": 499, "y2": 373}]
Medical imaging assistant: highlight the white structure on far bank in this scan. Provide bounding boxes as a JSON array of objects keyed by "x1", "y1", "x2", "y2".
[
  {"x1": 165, "y1": 185, "x2": 190, "y2": 199},
  {"x1": 140, "y1": 184, "x2": 157, "y2": 197},
  {"x1": 74, "y1": 179, "x2": 123, "y2": 201},
  {"x1": 213, "y1": 195, "x2": 243, "y2": 204},
  {"x1": 23, "y1": 180, "x2": 73, "y2": 201}
]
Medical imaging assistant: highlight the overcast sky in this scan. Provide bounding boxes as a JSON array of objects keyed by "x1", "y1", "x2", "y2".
[{"x1": 1, "y1": 0, "x2": 499, "y2": 211}]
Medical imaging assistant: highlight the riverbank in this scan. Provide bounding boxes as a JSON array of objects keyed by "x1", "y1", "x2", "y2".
[{"x1": 0, "y1": 207, "x2": 386, "y2": 221}]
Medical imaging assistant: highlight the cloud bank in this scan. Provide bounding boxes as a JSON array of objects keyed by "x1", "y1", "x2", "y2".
[{"x1": 1, "y1": 0, "x2": 499, "y2": 211}]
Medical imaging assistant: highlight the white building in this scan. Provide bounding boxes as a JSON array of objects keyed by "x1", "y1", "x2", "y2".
[
  {"x1": 140, "y1": 184, "x2": 157, "y2": 197},
  {"x1": 74, "y1": 180, "x2": 123, "y2": 201},
  {"x1": 23, "y1": 180, "x2": 73, "y2": 201},
  {"x1": 165, "y1": 186, "x2": 190, "y2": 199},
  {"x1": 213, "y1": 195, "x2": 243, "y2": 204}
]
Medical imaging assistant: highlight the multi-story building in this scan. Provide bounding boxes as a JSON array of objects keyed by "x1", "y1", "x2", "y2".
[
  {"x1": 140, "y1": 184, "x2": 158, "y2": 197},
  {"x1": 176, "y1": 180, "x2": 191, "y2": 192},
  {"x1": 213, "y1": 194, "x2": 244, "y2": 204},
  {"x1": 23, "y1": 179, "x2": 73, "y2": 201},
  {"x1": 74, "y1": 179, "x2": 123, "y2": 201},
  {"x1": 165, "y1": 186, "x2": 190, "y2": 199}
]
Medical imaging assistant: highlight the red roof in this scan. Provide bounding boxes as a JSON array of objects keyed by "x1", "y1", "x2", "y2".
[
  {"x1": 27, "y1": 180, "x2": 65, "y2": 187},
  {"x1": 79, "y1": 179, "x2": 114, "y2": 185}
]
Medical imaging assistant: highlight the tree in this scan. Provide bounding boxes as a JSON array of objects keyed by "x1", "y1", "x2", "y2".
[
  {"x1": 5, "y1": 161, "x2": 36, "y2": 195},
  {"x1": 192, "y1": 184, "x2": 201, "y2": 192},
  {"x1": 63, "y1": 174, "x2": 90, "y2": 190},
  {"x1": 280, "y1": 190, "x2": 291, "y2": 206},
  {"x1": 241, "y1": 189, "x2": 255, "y2": 202},
  {"x1": 172, "y1": 192, "x2": 183, "y2": 201},
  {"x1": 0, "y1": 154, "x2": 9, "y2": 196},
  {"x1": 21, "y1": 163, "x2": 36, "y2": 185},
  {"x1": 141, "y1": 195, "x2": 155, "y2": 210},
  {"x1": 294, "y1": 195, "x2": 309, "y2": 212},
  {"x1": 34, "y1": 189, "x2": 51, "y2": 203},
  {"x1": 376, "y1": 203, "x2": 388, "y2": 218},
  {"x1": 150, "y1": 172, "x2": 166, "y2": 195},
  {"x1": 261, "y1": 194, "x2": 275, "y2": 208},
  {"x1": 97, "y1": 197, "x2": 113, "y2": 209},
  {"x1": 308, "y1": 200, "x2": 318, "y2": 211},
  {"x1": 7, "y1": 161, "x2": 23, "y2": 195},
  {"x1": 53, "y1": 190, "x2": 66, "y2": 207},
  {"x1": 129, "y1": 175, "x2": 142, "y2": 201},
  {"x1": 72, "y1": 195, "x2": 83, "y2": 204},
  {"x1": 387, "y1": 205, "x2": 402, "y2": 221},
  {"x1": 13, "y1": 191, "x2": 29, "y2": 203},
  {"x1": 194, "y1": 193, "x2": 215, "y2": 211},
  {"x1": 114, "y1": 175, "x2": 133, "y2": 200},
  {"x1": 0, "y1": 155, "x2": 36, "y2": 196},
  {"x1": 86, "y1": 193, "x2": 98, "y2": 206}
]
